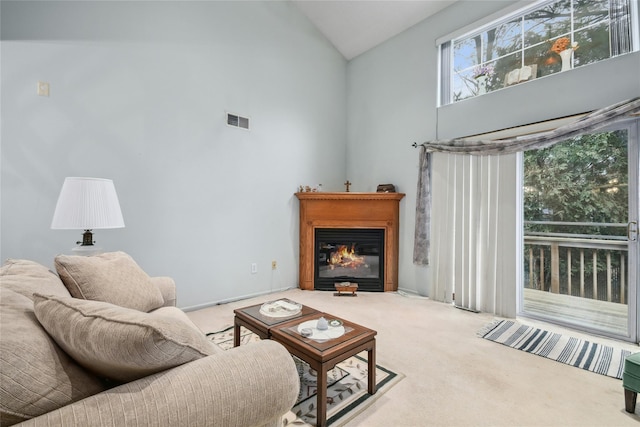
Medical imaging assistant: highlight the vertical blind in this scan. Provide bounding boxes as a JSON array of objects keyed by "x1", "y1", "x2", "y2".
[
  {"x1": 414, "y1": 97, "x2": 640, "y2": 316},
  {"x1": 611, "y1": 0, "x2": 634, "y2": 57}
]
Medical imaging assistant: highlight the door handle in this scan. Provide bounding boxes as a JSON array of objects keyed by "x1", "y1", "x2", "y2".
[{"x1": 629, "y1": 221, "x2": 638, "y2": 241}]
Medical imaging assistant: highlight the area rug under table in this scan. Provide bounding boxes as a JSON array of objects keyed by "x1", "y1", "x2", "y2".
[
  {"x1": 479, "y1": 319, "x2": 633, "y2": 380},
  {"x1": 207, "y1": 326, "x2": 402, "y2": 426}
]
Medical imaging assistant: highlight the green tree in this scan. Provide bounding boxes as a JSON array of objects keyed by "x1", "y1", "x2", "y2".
[
  {"x1": 523, "y1": 130, "x2": 628, "y2": 299},
  {"x1": 524, "y1": 130, "x2": 628, "y2": 237},
  {"x1": 454, "y1": 0, "x2": 614, "y2": 99}
]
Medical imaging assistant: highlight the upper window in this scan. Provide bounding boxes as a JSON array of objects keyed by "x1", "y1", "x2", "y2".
[{"x1": 440, "y1": 0, "x2": 639, "y2": 104}]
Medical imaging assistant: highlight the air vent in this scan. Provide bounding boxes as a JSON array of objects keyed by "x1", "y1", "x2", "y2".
[{"x1": 226, "y1": 112, "x2": 250, "y2": 130}]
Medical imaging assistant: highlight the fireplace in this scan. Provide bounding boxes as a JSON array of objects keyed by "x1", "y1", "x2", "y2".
[
  {"x1": 296, "y1": 192, "x2": 405, "y2": 292},
  {"x1": 314, "y1": 228, "x2": 385, "y2": 292}
]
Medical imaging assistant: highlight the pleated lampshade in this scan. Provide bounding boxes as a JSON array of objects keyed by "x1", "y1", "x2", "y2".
[{"x1": 51, "y1": 177, "x2": 124, "y2": 249}]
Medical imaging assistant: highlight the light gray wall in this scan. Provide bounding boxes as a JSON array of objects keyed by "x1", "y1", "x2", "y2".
[
  {"x1": 3, "y1": 0, "x2": 638, "y2": 304},
  {"x1": 347, "y1": 0, "x2": 640, "y2": 296},
  {"x1": 1, "y1": 1, "x2": 348, "y2": 308}
]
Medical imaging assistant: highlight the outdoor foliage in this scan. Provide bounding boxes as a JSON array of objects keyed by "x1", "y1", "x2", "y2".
[
  {"x1": 452, "y1": 0, "x2": 617, "y2": 101},
  {"x1": 524, "y1": 130, "x2": 628, "y2": 236},
  {"x1": 523, "y1": 130, "x2": 629, "y2": 300}
]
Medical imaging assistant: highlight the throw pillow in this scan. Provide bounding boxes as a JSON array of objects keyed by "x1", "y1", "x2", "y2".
[
  {"x1": 55, "y1": 251, "x2": 164, "y2": 312},
  {"x1": 0, "y1": 287, "x2": 105, "y2": 426},
  {"x1": 33, "y1": 294, "x2": 218, "y2": 383},
  {"x1": 151, "y1": 306, "x2": 203, "y2": 333}
]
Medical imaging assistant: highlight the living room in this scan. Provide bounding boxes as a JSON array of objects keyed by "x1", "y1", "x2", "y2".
[
  {"x1": 2, "y1": 0, "x2": 640, "y2": 425},
  {"x1": 3, "y1": 0, "x2": 640, "y2": 308}
]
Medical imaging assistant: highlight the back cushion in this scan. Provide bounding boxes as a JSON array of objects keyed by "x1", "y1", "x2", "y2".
[
  {"x1": 0, "y1": 259, "x2": 70, "y2": 300},
  {"x1": 0, "y1": 285, "x2": 105, "y2": 426},
  {"x1": 55, "y1": 251, "x2": 164, "y2": 312}
]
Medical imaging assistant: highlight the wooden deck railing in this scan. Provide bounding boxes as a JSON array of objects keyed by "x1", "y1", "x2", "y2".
[{"x1": 524, "y1": 222, "x2": 628, "y2": 304}]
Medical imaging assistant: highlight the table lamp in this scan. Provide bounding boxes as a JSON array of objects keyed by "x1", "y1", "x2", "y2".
[{"x1": 51, "y1": 177, "x2": 125, "y2": 253}]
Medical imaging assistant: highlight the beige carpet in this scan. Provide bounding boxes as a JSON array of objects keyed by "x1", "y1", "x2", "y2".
[{"x1": 187, "y1": 288, "x2": 640, "y2": 426}]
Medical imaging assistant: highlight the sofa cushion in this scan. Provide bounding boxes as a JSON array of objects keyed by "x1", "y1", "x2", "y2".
[
  {"x1": 150, "y1": 306, "x2": 213, "y2": 337},
  {"x1": 0, "y1": 258, "x2": 70, "y2": 300},
  {"x1": 0, "y1": 287, "x2": 106, "y2": 426},
  {"x1": 55, "y1": 251, "x2": 164, "y2": 312},
  {"x1": 33, "y1": 294, "x2": 219, "y2": 383}
]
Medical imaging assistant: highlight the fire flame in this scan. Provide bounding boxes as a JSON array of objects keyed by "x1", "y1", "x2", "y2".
[{"x1": 328, "y1": 245, "x2": 365, "y2": 270}]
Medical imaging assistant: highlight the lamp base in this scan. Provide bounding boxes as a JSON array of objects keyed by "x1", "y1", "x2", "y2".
[{"x1": 71, "y1": 245, "x2": 103, "y2": 256}]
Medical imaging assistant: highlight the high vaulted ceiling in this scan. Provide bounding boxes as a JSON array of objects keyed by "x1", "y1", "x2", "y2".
[{"x1": 292, "y1": 0, "x2": 458, "y2": 60}]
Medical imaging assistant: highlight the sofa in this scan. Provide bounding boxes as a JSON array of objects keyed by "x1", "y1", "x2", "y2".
[{"x1": 0, "y1": 252, "x2": 299, "y2": 426}]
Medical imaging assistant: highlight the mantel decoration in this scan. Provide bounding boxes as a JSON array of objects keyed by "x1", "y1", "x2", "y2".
[
  {"x1": 298, "y1": 184, "x2": 323, "y2": 192},
  {"x1": 550, "y1": 37, "x2": 579, "y2": 72},
  {"x1": 472, "y1": 64, "x2": 494, "y2": 95}
]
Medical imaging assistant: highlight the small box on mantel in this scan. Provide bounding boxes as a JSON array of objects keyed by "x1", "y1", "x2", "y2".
[{"x1": 334, "y1": 282, "x2": 358, "y2": 297}]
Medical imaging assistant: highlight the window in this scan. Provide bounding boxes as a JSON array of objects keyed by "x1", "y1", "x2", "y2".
[
  {"x1": 521, "y1": 121, "x2": 639, "y2": 339},
  {"x1": 440, "y1": 0, "x2": 639, "y2": 104}
]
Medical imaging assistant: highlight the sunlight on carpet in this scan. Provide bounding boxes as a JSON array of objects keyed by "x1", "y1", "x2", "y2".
[{"x1": 207, "y1": 326, "x2": 403, "y2": 426}]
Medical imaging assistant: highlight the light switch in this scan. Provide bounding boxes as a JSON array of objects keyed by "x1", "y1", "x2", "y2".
[{"x1": 37, "y1": 81, "x2": 50, "y2": 97}]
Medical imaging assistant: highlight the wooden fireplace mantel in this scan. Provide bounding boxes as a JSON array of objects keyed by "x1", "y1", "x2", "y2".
[{"x1": 295, "y1": 192, "x2": 405, "y2": 292}]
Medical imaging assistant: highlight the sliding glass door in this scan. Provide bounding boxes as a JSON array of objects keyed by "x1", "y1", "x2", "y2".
[{"x1": 520, "y1": 119, "x2": 639, "y2": 341}]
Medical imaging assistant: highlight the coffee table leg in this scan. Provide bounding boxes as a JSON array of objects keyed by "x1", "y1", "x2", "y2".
[
  {"x1": 233, "y1": 320, "x2": 240, "y2": 347},
  {"x1": 317, "y1": 363, "x2": 328, "y2": 427},
  {"x1": 368, "y1": 342, "x2": 377, "y2": 395}
]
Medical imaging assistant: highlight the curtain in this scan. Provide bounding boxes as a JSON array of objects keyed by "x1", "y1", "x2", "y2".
[
  {"x1": 414, "y1": 97, "x2": 640, "y2": 316},
  {"x1": 418, "y1": 97, "x2": 640, "y2": 156},
  {"x1": 429, "y1": 152, "x2": 518, "y2": 315},
  {"x1": 611, "y1": 0, "x2": 633, "y2": 57},
  {"x1": 413, "y1": 147, "x2": 431, "y2": 266}
]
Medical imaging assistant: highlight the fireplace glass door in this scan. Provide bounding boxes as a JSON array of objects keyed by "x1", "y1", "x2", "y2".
[{"x1": 314, "y1": 228, "x2": 384, "y2": 292}]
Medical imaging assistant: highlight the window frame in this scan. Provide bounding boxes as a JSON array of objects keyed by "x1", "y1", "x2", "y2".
[{"x1": 438, "y1": 0, "x2": 639, "y2": 106}]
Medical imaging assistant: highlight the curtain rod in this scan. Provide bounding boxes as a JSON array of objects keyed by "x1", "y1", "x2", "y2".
[
  {"x1": 412, "y1": 111, "x2": 592, "y2": 148},
  {"x1": 411, "y1": 97, "x2": 640, "y2": 155}
]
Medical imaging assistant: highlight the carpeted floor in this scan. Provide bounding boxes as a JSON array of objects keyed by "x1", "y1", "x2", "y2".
[
  {"x1": 187, "y1": 288, "x2": 640, "y2": 426},
  {"x1": 206, "y1": 326, "x2": 403, "y2": 426}
]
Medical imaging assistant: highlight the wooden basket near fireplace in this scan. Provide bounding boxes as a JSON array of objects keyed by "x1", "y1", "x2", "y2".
[{"x1": 334, "y1": 282, "x2": 358, "y2": 296}]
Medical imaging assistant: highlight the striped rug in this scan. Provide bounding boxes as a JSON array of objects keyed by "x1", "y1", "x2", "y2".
[{"x1": 479, "y1": 319, "x2": 634, "y2": 379}]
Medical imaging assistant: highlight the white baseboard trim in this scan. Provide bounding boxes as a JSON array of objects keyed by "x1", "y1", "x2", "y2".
[
  {"x1": 395, "y1": 287, "x2": 430, "y2": 299},
  {"x1": 182, "y1": 286, "x2": 296, "y2": 312}
]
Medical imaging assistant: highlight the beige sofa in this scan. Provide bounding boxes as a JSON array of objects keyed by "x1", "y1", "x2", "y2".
[{"x1": 0, "y1": 253, "x2": 299, "y2": 427}]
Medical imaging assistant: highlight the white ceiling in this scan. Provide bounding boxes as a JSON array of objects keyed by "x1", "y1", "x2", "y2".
[{"x1": 292, "y1": 0, "x2": 458, "y2": 60}]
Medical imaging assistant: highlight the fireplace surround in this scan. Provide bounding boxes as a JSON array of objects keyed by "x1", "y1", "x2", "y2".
[
  {"x1": 315, "y1": 228, "x2": 385, "y2": 292},
  {"x1": 295, "y1": 192, "x2": 405, "y2": 292}
]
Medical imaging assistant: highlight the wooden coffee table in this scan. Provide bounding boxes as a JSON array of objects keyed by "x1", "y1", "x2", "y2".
[
  {"x1": 232, "y1": 300, "x2": 319, "y2": 346},
  {"x1": 270, "y1": 313, "x2": 377, "y2": 427}
]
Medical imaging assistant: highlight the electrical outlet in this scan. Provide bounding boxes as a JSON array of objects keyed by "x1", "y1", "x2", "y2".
[
  {"x1": 251, "y1": 263, "x2": 257, "y2": 274},
  {"x1": 37, "y1": 81, "x2": 50, "y2": 97},
  {"x1": 272, "y1": 260, "x2": 277, "y2": 270}
]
